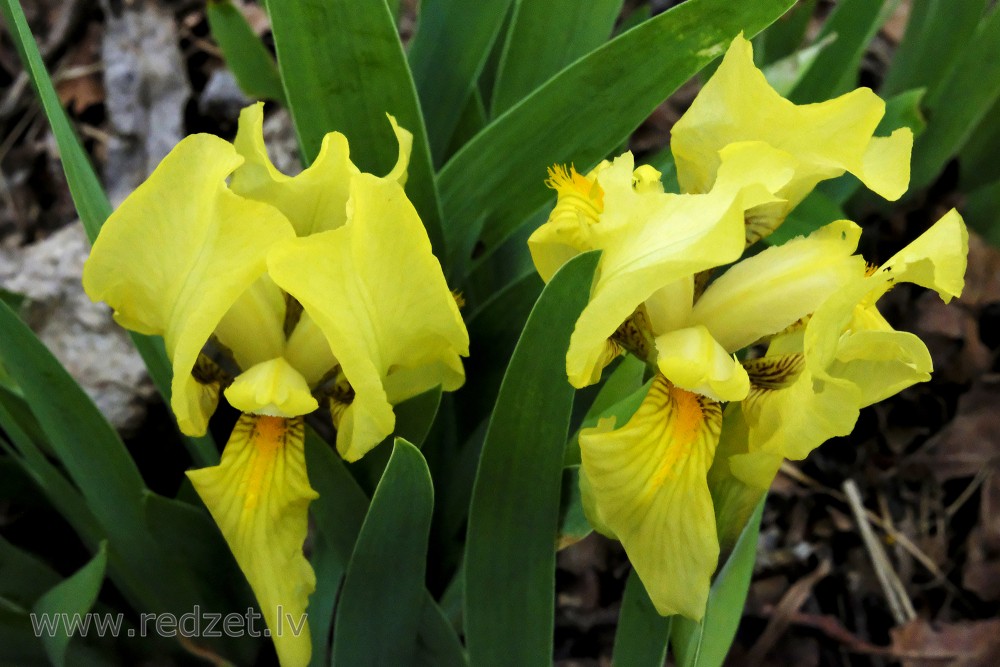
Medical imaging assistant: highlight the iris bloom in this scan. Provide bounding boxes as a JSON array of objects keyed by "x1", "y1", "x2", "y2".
[
  {"x1": 83, "y1": 103, "x2": 468, "y2": 666},
  {"x1": 528, "y1": 35, "x2": 961, "y2": 620}
]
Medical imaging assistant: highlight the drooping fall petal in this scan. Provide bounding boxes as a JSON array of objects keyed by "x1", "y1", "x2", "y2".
[
  {"x1": 187, "y1": 415, "x2": 317, "y2": 667},
  {"x1": 81, "y1": 134, "x2": 295, "y2": 435},
  {"x1": 580, "y1": 376, "x2": 722, "y2": 619}
]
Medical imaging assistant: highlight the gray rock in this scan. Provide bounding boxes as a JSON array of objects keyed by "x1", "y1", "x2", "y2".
[{"x1": 0, "y1": 223, "x2": 154, "y2": 432}]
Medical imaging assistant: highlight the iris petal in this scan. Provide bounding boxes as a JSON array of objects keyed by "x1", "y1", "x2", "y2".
[
  {"x1": 187, "y1": 415, "x2": 317, "y2": 667},
  {"x1": 671, "y1": 35, "x2": 912, "y2": 242},
  {"x1": 654, "y1": 325, "x2": 749, "y2": 402},
  {"x1": 580, "y1": 376, "x2": 721, "y2": 619},
  {"x1": 231, "y1": 103, "x2": 414, "y2": 237},
  {"x1": 689, "y1": 219, "x2": 865, "y2": 352},
  {"x1": 82, "y1": 134, "x2": 295, "y2": 435}
]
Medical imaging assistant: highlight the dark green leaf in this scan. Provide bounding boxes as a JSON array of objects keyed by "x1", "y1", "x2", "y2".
[
  {"x1": 266, "y1": 0, "x2": 444, "y2": 257},
  {"x1": 765, "y1": 189, "x2": 845, "y2": 245},
  {"x1": 454, "y1": 271, "x2": 544, "y2": 440},
  {"x1": 445, "y1": 90, "x2": 488, "y2": 159},
  {"x1": 206, "y1": 0, "x2": 286, "y2": 103},
  {"x1": 0, "y1": 399, "x2": 103, "y2": 546},
  {"x1": 407, "y1": 0, "x2": 516, "y2": 163},
  {"x1": 756, "y1": 0, "x2": 817, "y2": 65},
  {"x1": 612, "y1": 570, "x2": 672, "y2": 667},
  {"x1": 761, "y1": 33, "x2": 835, "y2": 96},
  {"x1": 0, "y1": 287, "x2": 24, "y2": 311},
  {"x1": 556, "y1": 466, "x2": 591, "y2": 549},
  {"x1": 490, "y1": 0, "x2": 623, "y2": 115},
  {"x1": 306, "y1": 535, "x2": 341, "y2": 667},
  {"x1": 0, "y1": 536, "x2": 61, "y2": 609},
  {"x1": 304, "y1": 430, "x2": 466, "y2": 667},
  {"x1": 671, "y1": 499, "x2": 766, "y2": 667},
  {"x1": 464, "y1": 251, "x2": 599, "y2": 666},
  {"x1": 438, "y1": 0, "x2": 795, "y2": 276},
  {"x1": 143, "y1": 493, "x2": 256, "y2": 624},
  {"x1": 332, "y1": 440, "x2": 435, "y2": 667},
  {"x1": 0, "y1": 301, "x2": 200, "y2": 616},
  {"x1": 959, "y1": 97, "x2": 1000, "y2": 191},
  {"x1": 881, "y1": 0, "x2": 986, "y2": 99},
  {"x1": 788, "y1": 0, "x2": 897, "y2": 103},
  {"x1": 32, "y1": 541, "x2": 107, "y2": 667},
  {"x1": 911, "y1": 6, "x2": 1000, "y2": 189},
  {"x1": 964, "y1": 179, "x2": 1000, "y2": 247}
]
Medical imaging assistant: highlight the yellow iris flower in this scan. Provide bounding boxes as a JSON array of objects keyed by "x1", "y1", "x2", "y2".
[
  {"x1": 528, "y1": 35, "x2": 959, "y2": 621},
  {"x1": 83, "y1": 103, "x2": 468, "y2": 667}
]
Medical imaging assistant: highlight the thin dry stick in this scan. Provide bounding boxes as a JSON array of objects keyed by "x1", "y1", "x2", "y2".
[
  {"x1": 780, "y1": 463, "x2": 955, "y2": 591},
  {"x1": 843, "y1": 479, "x2": 917, "y2": 625}
]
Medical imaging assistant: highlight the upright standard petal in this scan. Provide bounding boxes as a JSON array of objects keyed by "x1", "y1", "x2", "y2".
[
  {"x1": 580, "y1": 375, "x2": 722, "y2": 619},
  {"x1": 187, "y1": 415, "x2": 317, "y2": 667},
  {"x1": 82, "y1": 134, "x2": 295, "y2": 435},
  {"x1": 268, "y1": 174, "x2": 468, "y2": 461},
  {"x1": 230, "y1": 103, "x2": 415, "y2": 236},
  {"x1": 688, "y1": 219, "x2": 866, "y2": 352},
  {"x1": 671, "y1": 35, "x2": 912, "y2": 242}
]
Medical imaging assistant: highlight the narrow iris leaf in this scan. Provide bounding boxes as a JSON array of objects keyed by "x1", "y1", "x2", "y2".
[
  {"x1": 0, "y1": 536, "x2": 61, "y2": 608},
  {"x1": 437, "y1": 0, "x2": 794, "y2": 276},
  {"x1": 671, "y1": 499, "x2": 766, "y2": 667},
  {"x1": 206, "y1": 0, "x2": 286, "y2": 103},
  {"x1": 788, "y1": 0, "x2": 897, "y2": 103},
  {"x1": 881, "y1": 0, "x2": 987, "y2": 99},
  {"x1": 265, "y1": 0, "x2": 444, "y2": 257},
  {"x1": 910, "y1": 5, "x2": 1000, "y2": 189},
  {"x1": 0, "y1": 398, "x2": 104, "y2": 546},
  {"x1": 490, "y1": 0, "x2": 623, "y2": 116},
  {"x1": 304, "y1": 431, "x2": 466, "y2": 666},
  {"x1": 32, "y1": 542, "x2": 108, "y2": 667},
  {"x1": 464, "y1": 251, "x2": 599, "y2": 666},
  {"x1": 455, "y1": 271, "x2": 544, "y2": 440},
  {"x1": 407, "y1": 0, "x2": 515, "y2": 163},
  {"x1": 756, "y1": 0, "x2": 816, "y2": 65},
  {"x1": 959, "y1": 97, "x2": 1000, "y2": 191},
  {"x1": 0, "y1": 301, "x2": 201, "y2": 617},
  {"x1": 333, "y1": 439, "x2": 436, "y2": 666},
  {"x1": 0, "y1": 0, "x2": 109, "y2": 236},
  {"x1": 612, "y1": 570, "x2": 672, "y2": 667}
]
